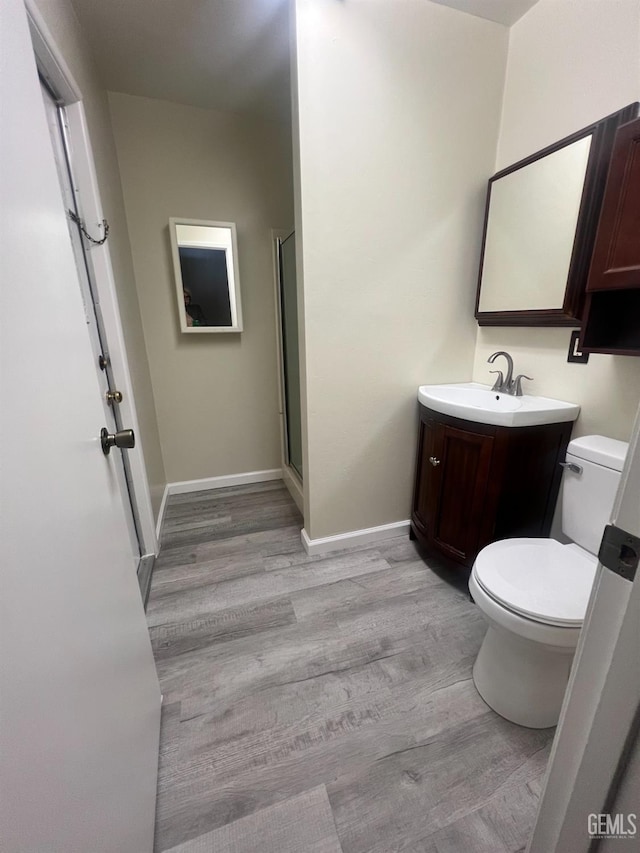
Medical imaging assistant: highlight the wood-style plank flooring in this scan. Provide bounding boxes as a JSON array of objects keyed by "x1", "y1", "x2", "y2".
[{"x1": 148, "y1": 481, "x2": 553, "y2": 853}]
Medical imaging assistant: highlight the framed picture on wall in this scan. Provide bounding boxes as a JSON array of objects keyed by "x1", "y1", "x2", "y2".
[{"x1": 169, "y1": 217, "x2": 243, "y2": 333}]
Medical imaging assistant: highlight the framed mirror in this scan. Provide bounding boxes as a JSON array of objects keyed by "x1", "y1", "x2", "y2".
[
  {"x1": 475, "y1": 103, "x2": 638, "y2": 327},
  {"x1": 170, "y1": 218, "x2": 243, "y2": 333}
]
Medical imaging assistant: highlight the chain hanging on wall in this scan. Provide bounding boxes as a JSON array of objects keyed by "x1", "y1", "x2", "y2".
[{"x1": 68, "y1": 210, "x2": 110, "y2": 246}]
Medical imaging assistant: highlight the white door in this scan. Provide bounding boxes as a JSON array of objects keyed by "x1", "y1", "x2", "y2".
[
  {"x1": 39, "y1": 79, "x2": 141, "y2": 573},
  {"x1": 0, "y1": 2, "x2": 161, "y2": 852},
  {"x1": 528, "y1": 405, "x2": 640, "y2": 853}
]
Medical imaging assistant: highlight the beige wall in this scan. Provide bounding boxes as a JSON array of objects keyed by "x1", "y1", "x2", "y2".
[
  {"x1": 293, "y1": 0, "x2": 508, "y2": 539},
  {"x1": 473, "y1": 0, "x2": 640, "y2": 442},
  {"x1": 32, "y1": 0, "x2": 166, "y2": 516},
  {"x1": 108, "y1": 93, "x2": 294, "y2": 483}
]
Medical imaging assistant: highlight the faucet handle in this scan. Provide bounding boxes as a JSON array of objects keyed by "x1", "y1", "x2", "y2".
[
  {"x1": 489, "y1": 369, "x2": 504, "y2": 392},
  {"x1": 513, "y1": 374, "x2": 533, "y2": 396}
]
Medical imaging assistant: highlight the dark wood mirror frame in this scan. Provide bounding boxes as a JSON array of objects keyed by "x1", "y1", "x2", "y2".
[{"x1": 475, "y1": 103, "x2": 639, "y2": 327}]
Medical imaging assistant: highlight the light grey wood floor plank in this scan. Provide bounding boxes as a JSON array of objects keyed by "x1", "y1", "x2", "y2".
[
  {"x1": 149, "y1": 597, "x2": 296, "y2": 661},
  {"x1": 161, "y1": 489, "x2": 303, "y2": 548},
  {"x1": 150, "y1": 552, "x2": 266, "y2": 597},
  {"x1": 162, "y1": 499, "x2": 299, "y2": 535},
  {"x1": 156, "y1": 681, "x2": 491, "y2": 849},
  {"x1": 148, "y1": 481, "x2": 553, "y2": 853},
  {"x1": 290, "y1": 558, "x2": 448, "y2": 621},
  {"x1": 408, "y1": 757, "x2": 550, "y2": 853},
  {"x1": 263, "y1": 541, "x2": 391, "y2": 572},
  {"x1": 163, "y1": 785, "x2": 343, "y2": 853},
  {"x1": 470, "y1": 779, "x2": 546, "y2": 852},
  {"x1": 326, "y1": 713, "x2": 551, "y2": 853},
  {"x1": 163, "y1": 484, "x2": 293, "y2": 521},
  {"x1": 174, "y1": 646, "x2": 424, "y2": 751},
  {"x1": 161, "y1": 509, "x2": 302, "y2": 548},
  {"x1": 146, "y1": 550, "x2": 393, "y2": 628},
  {"x1": 154, "y1": 524, "x2": 303, "y2": 571},
  {"x1": 159, "y1": 584, "x2": 483, "y2": 720},
  {"x1": 179, "y1": 677, "x2": 489, "y2": 796},
  {"x1": 169, "y1": 643, "x2": 461, "y2": 787},
  {"x1": 421, "y1": 812, "x2": 512, "y2": 853}
]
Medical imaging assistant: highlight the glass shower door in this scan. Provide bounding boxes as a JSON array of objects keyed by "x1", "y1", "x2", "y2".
[{"x1": 278, "y1": 232, "x2": 303, "y2": 479}]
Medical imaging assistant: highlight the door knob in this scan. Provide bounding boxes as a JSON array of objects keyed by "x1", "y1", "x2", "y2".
[
  {"x1": 105, "y1": 390, "x2": 123, "y2": 405},
  {"x1": 429, "y1": 456, "x2": 441, "y2": 466},
  {"x1": 101, "y1": 427, "x2": 135, "y2": 455}
]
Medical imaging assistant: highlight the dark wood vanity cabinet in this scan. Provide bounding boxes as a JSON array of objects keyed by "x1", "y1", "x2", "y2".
[
  {"x1": 581, "y1": 116, "x2": 640, "y2": 355},
  {"x1": 411, "y1": 406, "x2": 573, "y2": 568}
]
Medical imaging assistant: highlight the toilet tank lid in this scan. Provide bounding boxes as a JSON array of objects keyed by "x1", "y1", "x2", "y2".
[{"x1": 567, "y1": 435, "x2": 628, "y2": 472}]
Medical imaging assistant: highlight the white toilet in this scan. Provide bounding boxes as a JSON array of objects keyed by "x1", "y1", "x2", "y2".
[{"x1": 469, "y1": 435, "x2": 628, "y2": 728}]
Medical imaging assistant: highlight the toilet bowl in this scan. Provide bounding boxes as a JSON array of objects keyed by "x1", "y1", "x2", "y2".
[
  {"x1": 469, "y1": 435, "x2": 628, "y2": 728},
  {"x1": 469, "y1": 539, "x2": 594, "y2": 728}
]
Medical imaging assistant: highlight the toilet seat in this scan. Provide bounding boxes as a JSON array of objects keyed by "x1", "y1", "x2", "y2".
[{"x1": 473, "y1": 538, "x2": 598, "y2": 627}]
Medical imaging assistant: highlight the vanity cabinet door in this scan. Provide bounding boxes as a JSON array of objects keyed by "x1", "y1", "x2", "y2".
[
  {"x1": 431, "y1": 424, "x2": 494, "y2": 565},
  {"x1": 412, "y1": 415, "x2": 493, "y2": 567},
  {"x1": 412, "y1": 415, "x2": 442, "y2": 535}
]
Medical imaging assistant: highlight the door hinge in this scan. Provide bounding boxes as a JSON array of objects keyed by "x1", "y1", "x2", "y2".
[{"x1": 598, "y1": 524, "x2": 639, "y2": 582}]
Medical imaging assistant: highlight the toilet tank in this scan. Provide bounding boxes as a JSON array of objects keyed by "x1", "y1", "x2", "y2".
[{"x1": 562, "y1": 435, "x2": 628, "y2": 555}]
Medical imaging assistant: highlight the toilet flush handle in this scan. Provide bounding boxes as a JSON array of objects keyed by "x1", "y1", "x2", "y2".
[{"x1": 560, "y1": 461, "x2": 583, "y2": 475}]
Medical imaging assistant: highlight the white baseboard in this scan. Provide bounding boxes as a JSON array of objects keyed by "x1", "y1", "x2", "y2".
[
  {"x1": 167, "y1": 468, "x2": 282, "y2": 497},
  {"x1": 301, "y1": 519, "x2": 411, "y2": 556},
  {"x1": 155, "y1": 469, "x2": 283, "y2": 541},
  {"x1": 282, "y1": 465, "x2": 303, "y2": 513}
]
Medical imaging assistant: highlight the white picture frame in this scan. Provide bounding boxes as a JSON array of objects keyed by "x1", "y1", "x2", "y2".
[{"x1": 169, "y1": 217, "x2": 243, "y2": 333}]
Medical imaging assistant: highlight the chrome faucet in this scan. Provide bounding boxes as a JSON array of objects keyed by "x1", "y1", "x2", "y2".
[
  {"x1": 487, "y1": 351, "x2": 514, "y2": 393},
  {"x1": 486, "y1": 351, "x2": 533, "y2": 396}
]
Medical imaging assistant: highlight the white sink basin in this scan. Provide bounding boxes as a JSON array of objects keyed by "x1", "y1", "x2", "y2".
[{"x1": 418, "y1": 382, "x2": 580, "y2": 427}]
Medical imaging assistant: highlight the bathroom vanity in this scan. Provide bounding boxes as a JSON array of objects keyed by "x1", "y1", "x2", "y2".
[{"x1": 411, "y1": 387, "x2": 577, "y2": 569}]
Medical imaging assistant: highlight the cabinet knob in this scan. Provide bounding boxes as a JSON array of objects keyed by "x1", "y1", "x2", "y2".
[{"x1": 429, "y1": 456, "x2": 441, "y2": 467}]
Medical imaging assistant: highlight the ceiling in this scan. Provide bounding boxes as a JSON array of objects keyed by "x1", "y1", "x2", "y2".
[
  {"x1": 71, "y1": 0, "x2": 292, "y2": 124},
  {"x1": 71, "y1": 0, "x2": 538, "y2": 125},
  {"x1": 430, "y1": 0, "x2": 539, "y2": 26}
]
